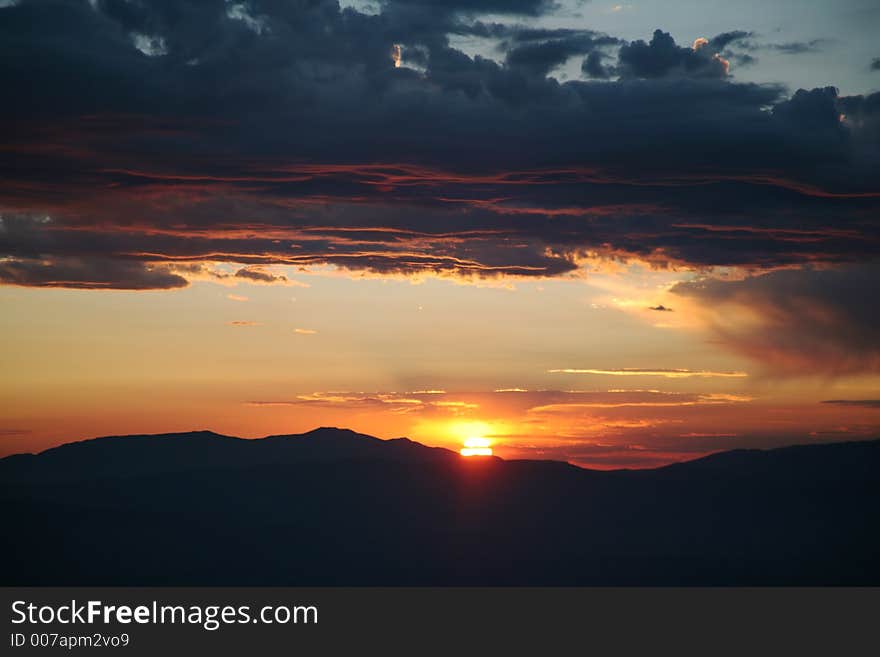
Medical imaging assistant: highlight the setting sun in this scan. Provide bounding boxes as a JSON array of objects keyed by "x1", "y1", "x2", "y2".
[{"x1": 460, "y1": 436, "x2": 493, "y2": 457}]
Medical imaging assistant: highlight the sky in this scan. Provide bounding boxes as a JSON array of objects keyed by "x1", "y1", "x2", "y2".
[{"x1": 1, "y1": 0, "x2": 879, "y2": 468}]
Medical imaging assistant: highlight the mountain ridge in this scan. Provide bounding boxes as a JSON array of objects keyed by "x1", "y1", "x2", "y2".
[
  {"x1": 3, "y1": 429, "x2": 878, "y2": 585},
  {"x1": 4, "y1": 426, "x2": 879, "y2": 480},
  {"x1": 0, "y1": 427, "x2": 472, "y2": 484}
]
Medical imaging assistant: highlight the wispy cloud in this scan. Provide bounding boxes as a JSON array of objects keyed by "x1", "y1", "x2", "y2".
[
  {"x1": 528, "y1": 393, "x2": 751, "y2": 411},
  {"x1": 226, "y1": 294, "x2": 249, "y2": 302},
  {"x1": 227, "y1": 320, "x2": 260, "y2": 327},
  {"x1": 293, "y1": 328, "x2": 318, "y2": 335},
  {"x1": 244, "y1": 391, "x2": 480, "y2": 416},
  {"x1": 0, "y1": 429, "x2": 31, "y2": 438},
  {"x1": 232, "y1": 388, "x2": 878, "y2": 469},
  {"x1": 766, "y1": 38, "x2": 829, "y2": 55},
  {"x1": 822, "y1": 400, "x2": 880, "y2": 408},
  {"x1": 548, "y1": 368, "x2": 748, "y2": 378}
]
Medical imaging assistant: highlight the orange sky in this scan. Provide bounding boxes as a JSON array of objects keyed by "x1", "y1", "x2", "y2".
[{"x1": 3, "y1": 265, "x2": 878, "y2": 468}]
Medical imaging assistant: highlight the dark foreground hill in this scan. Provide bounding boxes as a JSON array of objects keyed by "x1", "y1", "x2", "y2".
[{"x1": 2, "y1": 429, "x2": 879, "y2": 585}]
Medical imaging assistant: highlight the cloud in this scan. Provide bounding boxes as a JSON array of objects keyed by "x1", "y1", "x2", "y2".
[
  {"x1": 548, "y1": 368, "x2": 748, "y2": 378},
  {"x1": 238, "y1": 388, "x2": 880, "y2": 468},
  {"x1": 872, "y1": 57, "x2": 880, "y2": 72},
  {"x1": 581, "y1": 50, "x2": 612, "y2": 79},
  {"x1": 0, "y1": 429, "x2": 31, "y2": 438},
  {"x1": 131, "y1": 32, "x2": 168, "y2": 57},
  {"x1": 504, "y1": 30, "x2": 620, "y2": 78},
  {"x1": 234, "y1": 266, "x2": 288, "y2": 284},
  {"x1": 671, "y1": 265, "x2": 880, "y2": 376},
  {"x1": 649, "y1": 304, "x2": 673, "y2": 312},
  {"x1": 248, "y1": 391, "x2": 436, "y2": 411},
  {"x1": 386, "y1": 0, "x2": 555, "y2": 15},
  {"x1": 293, "y1": 328, "x2": 318, "y2": 335},
  {"x1": 527, "y1": 394, "x2": 750, "y2": 411},
  {"x1": 714, "y1": 35, "x2": 827, "y2": 68},
  {"x1": 0, "y1": 255, "x2": 187, "y2": 290},
  {"x1": 617, "y1": 29, "x2": 731, "y2": 79},
  {"x1": 708, "y1": 31, "x2": 753, "y2": 51},
  {"x1": 244, "y1": 388, "x2": 752, "y2": 423},
  {"x1": 0, "y1": 3, "x2": 877, "y2": 290},
  {"x1": 226, "y1": 294, "x2": 249, "y2": 302},
  {"x1": 766, "y1": 39, "x2": 828, "y2": 55},
  {"x1": 227, "y1": 320, "x2": 260, "y2": 326},
  {"x1": 822, "y1": 400, "x2": 880, "y2": 408}
]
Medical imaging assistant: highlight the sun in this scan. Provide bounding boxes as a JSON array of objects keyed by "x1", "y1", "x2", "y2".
[
  {"x1": 460, "y1": 436, "x2": 493, "y2": 457},
  {"x1": 413, "y1": 419, "x2": 501, "y2": 456}
]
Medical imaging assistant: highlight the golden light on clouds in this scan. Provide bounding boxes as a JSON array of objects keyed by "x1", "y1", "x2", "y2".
[
  {"x1": 548, "y1": 368, "x2": 748, "y2": 378},
  {"x1": 692, "y1": 36, "x2": 730, "y2": 74},
  {"x1": 391, "y1": 44, "x2": 402, "y2": 68}
]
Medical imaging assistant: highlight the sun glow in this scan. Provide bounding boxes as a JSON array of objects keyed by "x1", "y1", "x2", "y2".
[
  {"x1": 460, "y1": 436, "x2": 493, "y2": 457},
  {"x1": 412, "y1": 418, "x2": 508, "y2": 455}
]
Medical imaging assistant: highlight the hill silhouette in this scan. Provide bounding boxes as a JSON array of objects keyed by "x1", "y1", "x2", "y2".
[
  {"x1": 0, "y1": 427, "x2": 459, "y2": 484},
  {"x1": 2, "y1": 429, "x2": 878, "y2": 585}
]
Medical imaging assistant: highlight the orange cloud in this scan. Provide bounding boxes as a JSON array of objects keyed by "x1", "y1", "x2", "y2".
[{"x1": 548, "y1": 368, "x2": 748, "y2": 378}]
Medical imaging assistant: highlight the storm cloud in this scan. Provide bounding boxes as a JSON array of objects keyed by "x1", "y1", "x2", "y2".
[
  {"x1": 617, "y1": 29, "x2": 733, "y2": 79},
  {"x1": 0, "y1": 0, "x2": 877, "y2": 300}
]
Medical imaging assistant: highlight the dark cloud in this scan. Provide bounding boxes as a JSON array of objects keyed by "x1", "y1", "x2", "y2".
[
  {"x1": 708, "y1": 30, "x2": 753, "y2": 51},
  {"x1": 381, "y1": 0, "x2": 555, "y2": 16},
  {"x1": 0, "y1": 255, "x2": 188, "y2": 290},
  {"x1": 671, "y1": 265, "x2": 880, "y2": 376},
  {"x1": 872, "y1": 57, "x2": 880, "y2": 72},
  {"x1": 234, "y1": 266, "x2": 288, "y2": 284},
  {"x1": 773, "y1": 85, "x2": 841, "y2": 123},
  {"x1": 649, "y1": 305, "x2": 673, "y2": 312},
  {"x1": 766, "y1": 39, "x2": 828, "y2": 55},
  {"x1": 505, "y1": 31, "x2": 619, "y2": 77},
  {"x1": 707, "y1": 34, "x2": 826, "y2": 70},
  {"x1": 581, "y1": 50, "x2": 612, "y2": 79},
  {"x1": 822, "y1": 400, "x2": 880, "y2": 408},
  {"x1": 617, "y1": 29, "x2": 730, "y2": 79},
  {"x1": 0, "y1": 2, "x2": 877, "y2": 291},
  {"x1": 838, "y1": 90, "x2": 880, "y2": 145},
  {"x1": 730, "y1": 52, "x2": 758, "y2": 67}
]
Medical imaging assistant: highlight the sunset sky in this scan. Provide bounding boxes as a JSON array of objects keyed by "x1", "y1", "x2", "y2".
[{"x1": 2, "y1": 0, "x2": 879, "y2": 467}]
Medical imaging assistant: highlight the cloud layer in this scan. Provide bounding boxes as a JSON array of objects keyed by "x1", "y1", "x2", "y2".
[
  {"x1": 2, "y1": 1, "x2": 878, "y2": 282},
  {"x1": 1, "y1": 0, "x2": 878, "y2": 376}
]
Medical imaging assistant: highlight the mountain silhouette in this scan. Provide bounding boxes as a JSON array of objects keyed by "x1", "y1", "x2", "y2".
[
  {"x1": 2, "y1": 429, "x2": 878, "y2": 585},
  {"x1": 0, "y1": 427, "x2": 459, "y2": 484}
]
